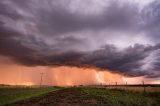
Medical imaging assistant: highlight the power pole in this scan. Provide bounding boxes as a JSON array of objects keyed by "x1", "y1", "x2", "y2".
[
  {"x1": 18, "y1": 67, "x2": 22, "y2": 86},
  {"x1": 116, "y1": 82, "x2": 117, "y2": 89},
  {"x1": 142, "y1": 81, "x2": 146, "y2": 93},
  {"x1": 126, "y1": 82, "x2": 128, "y2": 90},
  {"x1": 40, "y1": 73, "x2": 44, "y2": 87}
]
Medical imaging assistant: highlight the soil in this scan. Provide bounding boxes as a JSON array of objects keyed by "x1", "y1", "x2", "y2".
[{"x1": 10, "y1": 88, "x2": 99, "y2": 106}]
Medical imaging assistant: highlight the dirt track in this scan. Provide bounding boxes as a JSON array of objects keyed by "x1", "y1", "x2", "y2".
[
  {"x1": 10, "y1": 88, "x2": 99, "y2": 106},
  {"x1": 8, "y1": 87, "x2": 160, "y2": 106}
]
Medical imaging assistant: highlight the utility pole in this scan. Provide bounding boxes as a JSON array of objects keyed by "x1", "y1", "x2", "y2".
[
  {"x1": 40, "y1": 73, "x2": 44, "y2": 87},
  {"x1": 126, "y1": 82, "x2": 128, "y2": 90},
  {"x1": 18, "y1": 67, "x2": 22, "y2": 86},
  {"x1": 142, "y1": 81, "x2": 146, "y2": 93},
  {"x1": 116, "y1": 82, "x2": 117, "y2": 89}
]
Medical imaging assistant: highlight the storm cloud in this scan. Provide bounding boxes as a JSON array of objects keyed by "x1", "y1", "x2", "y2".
[{"x1": 0, "y1": 0, "x2": 160, "y2": 78}]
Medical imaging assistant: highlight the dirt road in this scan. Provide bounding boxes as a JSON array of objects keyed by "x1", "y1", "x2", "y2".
[
  {"x1": 8, "y1": 87, "x2": 160, "y2": 106},
  {"x1": 10, "y1": 88, "x2": 99, "y2": 106}
]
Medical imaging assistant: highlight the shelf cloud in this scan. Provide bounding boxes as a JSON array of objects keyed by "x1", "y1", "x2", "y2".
[{"x1": 0, "y1": 0, "x2": 160, "y2": 78}]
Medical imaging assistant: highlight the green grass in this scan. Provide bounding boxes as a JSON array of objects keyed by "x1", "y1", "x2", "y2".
[
  {"x1": 1, "y1": 87, "x2": 160, "y2": 106},
  {"x1": 0, "y1": 87, "x2": 60, "y2": 106},
  {"x1": 81, "y1": 87, "x2": 160, "y2": 106}
]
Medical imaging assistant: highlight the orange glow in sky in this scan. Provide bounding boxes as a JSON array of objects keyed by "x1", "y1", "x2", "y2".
[{"x1": 0, "y1": 61, "x2": 159, "y2": 86}]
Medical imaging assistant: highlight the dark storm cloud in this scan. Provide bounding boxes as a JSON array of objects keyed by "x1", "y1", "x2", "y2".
[
  {"x1": 81, "y1": 44, "x2": 160, "y2": 77},
  {"x1": 142, "y1": 0, "x2": 160, "y2": 43},
  {"x1": 0, "y1": 25, "x2": 36, "y2": 61},
  {"x1": 22, "y1": 43, "x2": 160, "y2": 78},
  {"x1": 0, "y1": 0, "x2": 140, "y2": 35},
  {"x1": 36, "y1": 0, "x2": 140, "y2": 35},
  {"x1": 0, "y1": 2, "x2": 21, "y2": 20},
  {"x1": 0, "y1": 0, "x2": 160, "y2": 78}
]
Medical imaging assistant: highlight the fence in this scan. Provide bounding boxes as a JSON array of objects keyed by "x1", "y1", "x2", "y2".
[{"x1": 96, "y1": 81, "x2": 160, "y2": 93}]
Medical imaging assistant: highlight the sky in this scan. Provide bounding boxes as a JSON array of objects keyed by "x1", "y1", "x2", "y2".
[{"x1": 0, "y1": 0, "x2": 160, "y2": 86}]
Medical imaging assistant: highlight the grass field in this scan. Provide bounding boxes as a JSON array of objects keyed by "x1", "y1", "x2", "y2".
[
  {"x1": 4, "y1": 86, "x2": 160, "y2": 106},
  {"x1": 121, "y1": 87, "x2": 160, "y2": 93},
  {"x1": 82, "y1": 87, "x2": 160, "y2": 106},
  {"x1": 0, "y1": 86, "x2": 60, "y2": 106},
  {"x1": 96, "y1": 86, "x2": 160, "y2": 93}
]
